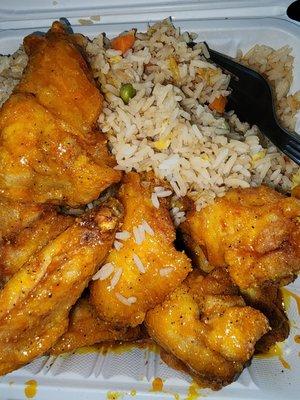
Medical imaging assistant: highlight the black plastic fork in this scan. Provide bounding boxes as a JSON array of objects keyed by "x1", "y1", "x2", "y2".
[{"x1": 189, "y1": 42, "x2": 300, "y2": 165}]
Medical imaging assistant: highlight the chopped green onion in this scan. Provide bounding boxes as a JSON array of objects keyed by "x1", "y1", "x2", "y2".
[{"x1": 120, "y1": 83, "x2": 136, "y2": 104}]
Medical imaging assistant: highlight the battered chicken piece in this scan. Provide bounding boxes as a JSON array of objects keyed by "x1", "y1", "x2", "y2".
[
  {"x1": 181, "y1": 186, "x2": 300, "y2": 289},
  {"x1": 145, "y1": 269, "x2": 269, "y2": 389},
  {"x1": 19, "y1": 21, "x2": 102, "y2": 135},
  {"x1": 0, "y1": 22, "x2": 121, "y2": 206},
  {"x1": 50, "y1": 298, "x2": 142, "y2": 355},
  {"x1": 90, "y1": 172, "x2": 192, "y2": 327},
  {"x1": 0, "y1": 199, "x2": 122, "y2": 375},
  {"x1": 0, "y1": 209, "x2": 73, "y2": 284}
]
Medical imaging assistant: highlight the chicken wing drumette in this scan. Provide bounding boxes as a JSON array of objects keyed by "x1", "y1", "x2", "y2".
[{"x1": 145, "y1": 269, "x2": 269, "y2": 389}]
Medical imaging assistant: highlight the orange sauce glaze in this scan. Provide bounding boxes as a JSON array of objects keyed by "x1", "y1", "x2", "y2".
[
  {"x1": 24, "y1": 380, "x2": 37, "y2": 399},
  {"x1": 152, "y1": 377, "x2": 164, "y2": 392},
  {"x1": 255, "y1": 344, "x2": 290, "y2": 369}
]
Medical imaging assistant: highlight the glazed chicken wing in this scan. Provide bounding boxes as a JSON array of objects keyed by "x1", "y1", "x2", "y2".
[
  {"x1": 0, "y1": 22, "x2": 121, "y2": 206},
  {"x1": 0, "y1": 209, "x2": 73, "y2": 285},
  {"x1": 181, "y1": 186, "x2": 300, "y2": 289},
  {"x1": 0, "y1": 199, "x2": 122, "y2": 375},
  {"x1": 90, "y1": 172, "x2": 192, "y2": 327},
  {"x1": 145, "y1": 269, "x2": 269, "y2": 389},
  {"x1": 50, "y1": 298, "x2": 142, "y2": 355}
]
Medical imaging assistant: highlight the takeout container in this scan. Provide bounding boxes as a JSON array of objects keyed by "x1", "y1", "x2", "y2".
[{"x1": 0, "y1": 1, "x2": 299, "y2": 399}]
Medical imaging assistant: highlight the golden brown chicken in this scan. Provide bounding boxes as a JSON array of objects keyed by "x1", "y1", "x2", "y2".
[
  {"x1": 50, "y1": 298, "x2": 142, "y2": 355},
  {"x1": 145, "y1": 269, "x2": 269, "y2": 389},
  {"x1": 0, "y1": 199, "x2": 44, "y2": 242},
  {"x1": 0, "y1": 21, "x2": 121, "y2": 206},
  {"x1": 181, "y1": 186, "x2": 300, "y2": 289},
  {"x1": 0, "y1": 199, "x2": 122, "y2": 375},
  {"x1": 241, "y1": 285, "x2": 290, "y2": 353},
  {"x1": 90, "y1": 172, "x2": 192, "y2": 328},
  {"x1": 0, "y1": 209, "x2": 73, "y2": 285}
]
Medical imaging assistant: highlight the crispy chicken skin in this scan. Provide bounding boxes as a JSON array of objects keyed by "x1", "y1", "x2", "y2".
[
  {"x1": 0, "y1": 22, "x2": 121, "y2": 206},
  {"x1": 90, "y1": 172, "x2": 192, "y2": 327},
  {"x1": 0, "y1": 209, "x2": 73, "y2": 284},
  {"x1": 0, "y1": 199, "x2": 45, "y2": 241},
  {"x1": 181, "y1": 186, "x2": 300, "y2": 289},
  {"x1": 50, "y1": 298, "x2": 142, "y2": 355},
  {"x1": 0, "y1": 199, "x2": 122, "y2": 375},
  {"x1": 145, "y1": 269, "x2": 269, "y2": 389},
  {"x1": 241, "y1": 285, "x2": 290, "y2": 353}
]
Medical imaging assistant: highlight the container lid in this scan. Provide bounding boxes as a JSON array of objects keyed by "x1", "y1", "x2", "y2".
[{"x1": 0, "y1": 0, "x2": 294, "y2": 29}]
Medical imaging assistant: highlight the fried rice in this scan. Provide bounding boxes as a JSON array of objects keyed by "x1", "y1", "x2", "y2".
[{"x1": 0, "y1": 19, "x2": 299, "y2": 212}]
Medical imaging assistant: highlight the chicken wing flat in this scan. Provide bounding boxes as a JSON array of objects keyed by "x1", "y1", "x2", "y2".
[
  {"x1": 50, "y1": 298, "x2": 142, "y2": 355},
  {"x1": 0, "y1": 22, "x2": 121, "y2": 206},
  {"x1": 90, "y1": 172, "x2": 192, "y2": 327},
  {"x1": 145, "y1": 269, "x2": 269, "y2": 389},
  {"x1": 181, "y1": 186, "x2": 300, "y2": 289},
  {"x1": 0, "y1": 199, "x2": 122, "y2": 375},
  {"x1": 0, "y1": 209, "x2": 73, "y2": 285}
]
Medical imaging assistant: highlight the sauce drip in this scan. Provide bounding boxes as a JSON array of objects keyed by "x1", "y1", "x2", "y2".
[
  {"x1": 152, "y1": 377, "x2": 164, "y2": 392},
  {"x1": 255, "y1": 344, "x2": 290, "y2": 369},
  {"x1": 24, "y1": 380, "x2": 37, "y2": 399},
  {"x1": 294, "y1": 335, "x2": 300, "y2": 344},
  {"x1": 106, "y1": 392, "x2": 123, "y2": 400},
  {"x1": 75, "y1": 340, "x2": 159, "y2": 356},
  {"x1": 281, "y1": 288, "x2": 300, "y2": 314},
  {"x1": 186, "y1": 380, "x2": 201, "y2": 400}
]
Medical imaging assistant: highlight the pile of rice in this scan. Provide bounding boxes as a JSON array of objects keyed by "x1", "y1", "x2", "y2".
[{"x1": 0, "y1": 19, "x2": 299, "y2": 211}]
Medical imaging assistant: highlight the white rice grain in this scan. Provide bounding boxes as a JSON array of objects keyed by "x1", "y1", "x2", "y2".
[
  {"x1": 133, "y1": 253, "x2": 146, "y2": 273},
  {"x1": 159, "y1": 267, "x2": 174, "y2": 276},
  {"x1": 115, "y1": 293, "x2": 137, "y2": 305},
  {"x1": 110, "y1": 267, "x2": 123, "y2": 289},
  {"x1": 92, "y1": 263, "x2": 114, "y2": 281}
]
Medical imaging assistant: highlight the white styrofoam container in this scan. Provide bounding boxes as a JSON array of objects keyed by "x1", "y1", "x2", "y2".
[{"x1": 0, "y1": 2, "x2": 299, "y2": 399}]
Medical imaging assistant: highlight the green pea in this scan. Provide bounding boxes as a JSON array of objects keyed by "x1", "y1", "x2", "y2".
[{"x1": 120, "y1": 83, "x2": 136, "y2": 104}]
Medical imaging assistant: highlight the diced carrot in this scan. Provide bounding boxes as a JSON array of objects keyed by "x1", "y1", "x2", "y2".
[
  {"x1": 209, "y1": 95, "x2": 227, "y2": 113},
  {"x1": 111, "y1": 32, "x2": 135, "y2": 54}
]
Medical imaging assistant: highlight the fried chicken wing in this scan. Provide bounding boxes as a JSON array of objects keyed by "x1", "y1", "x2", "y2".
[
  {"x1": 50, "y1": 298, "x2": 142, "y2": 355},
  {"x1": 90, "y1": 172, "x2": 192, "y2": 327},
  {"x1": 181, "y1": 186, "x2": 300, "y2": 289},
  {"x1": 0, "y1": 199, "x2": 122, "y2": 375},
  {"x1": 0, "y1": 22, "x2": 121, "y2": 206},
  {"x1": 0, "y1": 209, "x2": 73, "y2": 284},
  {"x1": 19, "y1": 21, "x2": 102, "y2": 135},
  {"x1": 145, "y1": 269, "x2": 269, "y2": 389}
]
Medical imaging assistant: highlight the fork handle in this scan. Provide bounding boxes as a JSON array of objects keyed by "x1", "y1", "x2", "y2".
[{"x1": 267, "y1": 120, "x2": 300, "y2": 165}]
